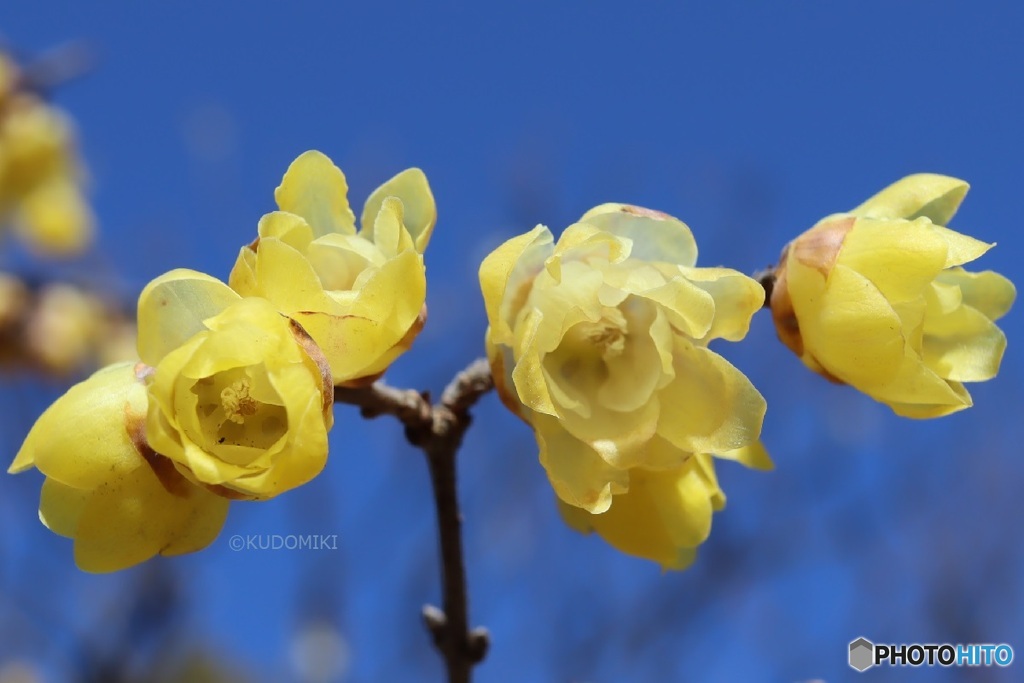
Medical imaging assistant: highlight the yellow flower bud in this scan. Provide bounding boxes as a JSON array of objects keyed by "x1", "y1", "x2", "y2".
[
  {"x1": 138, "y1": 270, "x2": 334, "y2": 499},
  {"x1": 770, "y1": 174, "x2": 1016, "y2": 418},
  {"x1": 480, "y1": 204, "x2": 770, "y2": 567},
  {"x1": 0, "y1": 95, "x2": 93, "y2": 256},
  {"x1": 229, "y1": 150, "x2": 435, "y2": 385},
  {"x1": 8, "y1": 363, "x2": 229, "y2": 572}
]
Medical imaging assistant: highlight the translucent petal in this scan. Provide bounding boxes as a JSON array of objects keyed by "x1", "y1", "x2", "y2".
[
  {"x1": 656, "y1": 340, "x2": 766, "y2": 453},
  {"x1": 789, "y1": 261, "x2": 905, "y2": 386},
  {"x1": 534, "y1": 414, "x2": 627, "y2": 513},
  {"x1": 39, "y1": 478, "x2": 89, "y2": 537},
  {"x1": 715, "y1": 441, "x2": 773, "y2": 470},
  {"x1": 349, "y1": 248, "x2": 425, "y2": 334},
  {"x1": 631, "y1": 273, "x2": 714, "y2": 340},
  {"x1": 482, "y1": 227, "x2": 554, "y2": 344},
  {"x1": 936, "y1": 267, "x2": 1016, "y2": 321},
  {"x1": 579, "y1": 203, "x2": 698, "y2": 267},
  {"x1": 869, "y1": 346, "x2": 971, "y2": 408},
  {"x1": 274, "y1": 150, "x2": 356, "y2": 237},
  {"x1": 930, "y1": 225, "x2": 992, "y2": 267},
  {"x1": 835, "y1": 217, "x2": 946, "y2": 304},
  {"x1": 137, "y1": 269, "x2": 240, "y2": 366},
  {"x1": 292, "y1": 309, "x2": 395, "y2": 385},
  {"x1": 10, "y1": 363, "x2": 145, "y2": 487},
  {"x1": 254, "y1": 238, "x2": 335, "y2": 314},
  {"x1": 888, "y1": 382, "x2": 973, "y2": 419},
  {"x1": 851, "y1": 173, "x2": 969, "y2": 225},
  {"x1": 228, "y1": 247, "x2": 259, "y2": 297},
  {"x1": 256, "y1": 211, "x2": 315, "y2": 252},
  {"x1": 367, "y1": 196, "x2": 412, "y2": 258},
  {"x1": 73, "y1": 460, "x2": 229, "y2": 572},
  {"x1": 677, "y1": 266, "x2": 765, "y2": 342},
  {"x1": 221, "y1": 391, "x2": 328, "y2": 498},
  {"x1": 922, "y1": 285, "x2": 1007, "y2": 382},
  {"x1": 361, "y1": 168, "x2": 436, "y2": 252},
  {"x1": 556, "y1": 461, "x2": 713, "y2": 569},
  {"x1": 510, "y1": 310, "x2": 557, "y2": 417}
]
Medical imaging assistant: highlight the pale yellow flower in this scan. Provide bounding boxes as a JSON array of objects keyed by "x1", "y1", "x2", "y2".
[
  {"x1": 230, "y1": 150, "x2": 435, "y2": 385},
  {"x1": 0, "y1": 94, "x2": 93, "y2": 255},
  {"x1": 481, "y1": 204, "x2": 769, "y2": 566},
  {"x1": 770, "y1": 174, "x2": 1015, "y2": 418},
  {"x1": 138, "y1": 270, "x2": 334, "y2": 499},
  {"x1": 8, "y1": 363, "x2": 229, "y2": 572}
]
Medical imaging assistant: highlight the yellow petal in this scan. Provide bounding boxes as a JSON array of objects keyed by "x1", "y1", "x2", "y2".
[
  {"x1": 510, "y1": 309, "x2": 558, "y2": 417},
  {"x1": 274, "y1": 150, "x2": 356, "y2": 237},
  {"x1": 936, "y1": 267, "x2": 1016, "y2": 321},
  {"x1": 656, "y1": 340, "x2": 766, "y2": 454},
  {"x1": 534, "y1": 414, "x2": 626, "y2": 513},
  {"x1": 677, "y1": 266, "x2": 765, "y2": 342},
  {"x1": 361, "y1": 168, "x2": 436, "y2": 252},
  {"x1": 851, "y1": 173, "x2": 969, "y2": 225},
  {"x1": 39, "y1": 478, "x2": 90, "y2": 537},
  {"x1": 789, "y1": 261, "x2": 905, "y2": 386},
  {"x1": 256, "y1": 210, "x2": 315, "y2": 252},
  {"x1": 366, "y1": 196, "x2": 414, "y2": 258},
  {"x1": 11, "y1": 363, "x2": 146, "y2": 486},
  {"x1": 716, "y1": 441, "x2": 774, "y2": 471},
  {"x1": 228, "y1": 247, "x2": 259, "y2": 297},
  {"x1": 837, "y1": 217, "x2": 947, "y2": 304},
  {"x1": 72, "y1": 459, "x2": 229, "y2": 572},
  {"x1": 557, "y1": 461, "x2": 714, "y2": 570},
  {"x1": 478, "y1": 225, "x2": 553, "y2": 343},
  {"x1": 579, "y1": 203, "x2": 698, "y2": 267},
  {"x1": 253, "y1": 238, "x2": 335, "y2": 314},
  {"x1": 137, "y1": 269, "x2": 240, "y2": 366},
  {"x1": 930, "y1": 225, "x2": 992, "y2": 268},
  {"x1": 922, "y1": 283, "x2": 1007, "y2": 382},
  {"x1": 870, "y1": 346, "x2": 971, "y2": 408}
]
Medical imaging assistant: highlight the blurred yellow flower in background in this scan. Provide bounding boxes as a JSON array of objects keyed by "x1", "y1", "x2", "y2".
[
  {"x1": 8, "y1": 363, "x2": 229, "y2": 572},
  {"x1": 138, "y1": 270, "x2": 334, "y2": 499},
  {"x1": 770, "y1": 174, "x2": 1015, "y2": 418},
  {"x1": 0, "y1": 53, "x2": 93, "y2": 256},
  {"x1": 230, "y1": 150, "x2": 435, "y2": 385},
  {"x1": 480, "y1": 203, "x2": 770, "y2": 567}
]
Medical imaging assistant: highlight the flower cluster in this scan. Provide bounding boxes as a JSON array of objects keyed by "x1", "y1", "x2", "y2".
[
  {"x1": 480, "y1": 204, "x2": 771, "y2": 569},
  {"x1": 769, "y1": 174, "x2": 1015, "y2": 418},
  {"x1": 0, "y1": 52, "x2": 93, "y2": 256},
  {"x1": 9, "y1": 151, "x2": 434, "y2": 571}
]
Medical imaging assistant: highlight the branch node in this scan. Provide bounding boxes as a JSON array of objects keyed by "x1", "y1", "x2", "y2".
[{"x1": 467, "y1": 627, "x2": 490, "y2": 663}]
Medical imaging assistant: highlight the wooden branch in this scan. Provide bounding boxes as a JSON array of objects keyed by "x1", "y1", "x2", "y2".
[{"x1": 334, "y1": 358, "x2": 494, "y2": 683}]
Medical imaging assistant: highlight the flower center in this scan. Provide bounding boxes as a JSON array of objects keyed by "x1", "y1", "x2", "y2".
[
  {"x1": 220, "y1": 379, "x2": 260, "y2": 424},
  {"x1": 189, "y1": 367, "x2": 289, "y2": 461},
  {"x1": 580, "y1": 307, "x2": 628, "y2": 359}
]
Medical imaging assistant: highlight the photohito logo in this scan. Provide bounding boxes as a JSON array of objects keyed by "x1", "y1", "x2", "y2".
[{"x1": 849, "y1": 637, "x2": 1014, "y2": 672}]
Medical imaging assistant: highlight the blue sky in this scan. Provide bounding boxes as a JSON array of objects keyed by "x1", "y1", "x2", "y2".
[{"x1": 1, "y1": 2, "x2": 1022, "y2": 681}]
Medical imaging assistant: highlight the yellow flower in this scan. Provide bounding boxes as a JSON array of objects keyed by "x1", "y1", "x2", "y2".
[
  {"x1": 138, "y1": 270, "x2": 334, "y2": 499},
  {"x1": 480, "y1": 203, "x2": 768, "y2": 565},
  {"x1": 229, "y1": 150, "x2": 435, "y2": 385},
  {"x1": 8, "y1": 363, "x2": 229, "y2": 572},
  {"x1": 770, "y1": 174, "x2": 1016, "y2": 418},
  {"x1": 558, "y1": 445, "x2": 770, "y2": 570},
  {"x1": 0, "y1": 93, "x2": 93, "y2": 255}
]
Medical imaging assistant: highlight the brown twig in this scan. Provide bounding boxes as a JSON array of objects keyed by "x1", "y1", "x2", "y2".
[
  {"x1": 16, "y1": 41, "x2": 98, "y2": 95},
  {"x1": 334, "y1": 358, "x2": 494, "y2": 683}
]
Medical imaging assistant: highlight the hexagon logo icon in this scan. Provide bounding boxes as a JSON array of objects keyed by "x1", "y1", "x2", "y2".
[{"x1": 849, "y1": 637, "x2": 874, "y2": 672}]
